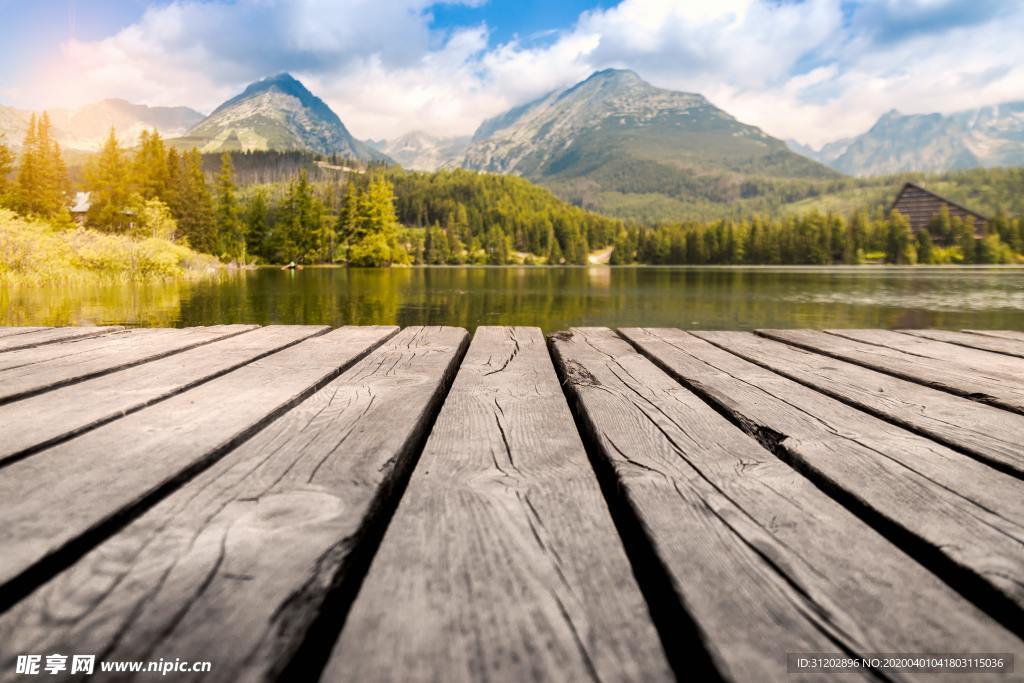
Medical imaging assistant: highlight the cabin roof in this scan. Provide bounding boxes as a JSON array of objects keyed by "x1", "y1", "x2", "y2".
[{"x1": 890, "y1": 182, "x2": 989, "y2": 223}]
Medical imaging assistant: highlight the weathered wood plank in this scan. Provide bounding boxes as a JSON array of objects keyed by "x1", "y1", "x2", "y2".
[
  {"x1": 0, "y1": 327, "x2": 49, "y2": 339},
  {"x1": 620, "y1": 327, "x2": 1024, "y2": 624},
  {"x1": 0, "y1": 325, "x2": 255, "y2": 404},
  {"x1": 0, "y1": 325, "x2": 329, "y2": 466},
  {"x1": 0, "y1": 326, "x2": 122, "y2": 352},
  {"x1": 759, "y1": 328, "x2": 1024, "y2": 413},
  {"x1": 553, "y1": 328, "x2": 1022, "y2": 682},
  {"x1": 964, "y1": 330, "x2": 1024, "y2": 343},
  {"x1": 0, "y1": 326, "x2": 465, "y2": 682},
  {"x1": 898, "y1": 330, "x2": 1024, "y2": 359},
  {"x1": 324, "y1": 327, "x2": 671, "y2": 683},
  {"x1": 0, "y1": 326, "x2": 397, "y2": 605},
  {"x1": 829, "y1": 329, "x2": 1024, "y2": 375},
  {"x1": 694, "y1": 331, "x2": 1024, "y2": 478}
]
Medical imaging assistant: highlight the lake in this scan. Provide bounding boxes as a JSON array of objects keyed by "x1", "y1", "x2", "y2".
[{"x1": 3, "y1": 266, "x2": 1024, "y2": 332}]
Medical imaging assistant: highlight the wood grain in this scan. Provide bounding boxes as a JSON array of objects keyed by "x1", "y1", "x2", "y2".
[
  {"x1": 0, "y1": 325, "x2": 329, "y2": 466},
  {"x1": 693, "y1": 331, "x2": 1024, "y2": 478},
  {"x1": 0, "y1": 326, "x2": 121, "y2": 352},
  {"x1": 554, "y1": 328, "x2": 1022, "y2": 682},
  {"x1": 0, "y1": 326, "x2": 466, "y2": 683},
  {"x1": 828, "y1": 329, "x2": 1024, "y2": 375},
  {"x1": 621, "y1": 327, "x2": 1024, "y2": 623},
  {"x1": 0, "y1": 326, "x2": 397, "y2": 604},
  {"x1": 324, "y1": 327, "x2": 671, "y2": 683},
  {"x1": 964, "y1": 330, "x2": 1024, "y2": 343},
  {"x1": 759, "y1": 328, "x2": 1024, "y2": 414},
  {"x1": 897, "y1": 330, "x2": 1024, "y2": 359},
  {"x1": 0, "y1": 325, "x2": 256, "y2": 404}
]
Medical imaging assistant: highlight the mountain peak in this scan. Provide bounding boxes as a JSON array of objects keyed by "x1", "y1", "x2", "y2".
[
  {"x1": 183, "y1": 72, "x2": 387, "y2": 161},
  {"x1": 586, "y1": 68, "x2": 643, "y2": 83}
]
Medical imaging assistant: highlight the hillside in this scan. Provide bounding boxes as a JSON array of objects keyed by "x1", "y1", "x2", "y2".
[
  {"x1": 459, "y1": 69, "x2": 838, "y2": 220},
  {"x1": 176, "y1": 73, "x2": 387, "y2": 161}
]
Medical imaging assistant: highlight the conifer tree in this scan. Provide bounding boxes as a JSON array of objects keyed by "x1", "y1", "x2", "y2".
[
  {"x1": 16, "y1": 113, "x2": 70, "y2": 217},
  {"x1": 885, "y1": 211, "x2": 916, "y2": 264},
  {"x1": 245, "y1": 188, "x2": 269, "y2": 259},
  {"x1": 215, "y1": 153, "x2": 245, "y2": 261},
  {"x1": 133, "y1": 130, "x2": 170, "y2": 201},
  {"x1": 0, "y1": 133, "x2": 14, "y2": 203},
  {"x1": 171, "y1": 149, "x2": 216, "y2": 253},
  {"x1": 84, "y1": 129, "x2": 134, "y2": 232}
]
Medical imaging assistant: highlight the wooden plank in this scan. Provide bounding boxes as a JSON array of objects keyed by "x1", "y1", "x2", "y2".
[
  {"x1": 759, "y1": 328, "x2": 1024, "y2": 414},
  {"x1": 899, "y1": 330, "x2": 1024, "y2": 358},
  {"x1": 325, "y1": 327, "x2": 671, "y2": 682},
  {"x1": 0, "y1": 327, "x2": 49, "y2": 339},
  {"x1": 0, "y1": 325, "x2": 255, "y2": 404},
  {"x1": 0, "y1": 326, "x2": 398, "y2": 605},
  {"x1": 964, "y1": 330, "x2": 1024, "y2": 343},
  {"x1": 620, "y1": 327, "x2": 1024, "y2": 624},
  {"x1": 0, "y1": 326, "x2": 122, "y2": 352},
  {"x1": 0, "y1": 326, "x2": 466, "y2": 682},
  {"x1": 551, "y1": 328, "x2": 1022, "y2": 682},
  {"x1": 0, "y1": 325, "x2": 329, "y2": 466},
  {"x1": 693, "y1": 331, "x2": 1024, "y2": 478},
  {"x1": 827, "y1": 329, "x2": 1024, "y2": 377}
]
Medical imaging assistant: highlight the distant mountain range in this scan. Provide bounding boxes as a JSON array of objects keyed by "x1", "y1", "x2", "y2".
[
  {"x1": 0, "y1": 99, "x2": 204, "y2": 151},
  {"x1": 458, "y1": 68, "x2": 836, "y2": 217},
  {"x1": 174, "y1": 73, "x2": 385, "y2": 161},
  {"x1": 364, "y1": 131, "x2": 470, "y2": 171},
  {"x1": 788, "y1": 102, "x2": 1024, "y2": 176}
]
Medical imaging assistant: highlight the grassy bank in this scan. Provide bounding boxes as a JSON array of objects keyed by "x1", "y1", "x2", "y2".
[{"x1": 0, "y1": 209, "x2": 221, "y2": 284}]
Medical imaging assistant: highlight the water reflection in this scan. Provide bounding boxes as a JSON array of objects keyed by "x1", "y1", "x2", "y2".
[{"x1": 3, "y1": 266, "x2": 1024, "y2": 332}]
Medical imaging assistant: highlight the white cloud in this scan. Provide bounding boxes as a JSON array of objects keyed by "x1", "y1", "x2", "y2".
[{"x1": 12, "y1": 0, "x2": 1024, "y2": 146}]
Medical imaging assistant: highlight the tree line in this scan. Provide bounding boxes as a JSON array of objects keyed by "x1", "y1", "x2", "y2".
[
  {"x1": 610, "y1": 207, "x2": 1024, "y2": 265},
  {"x1": 2, "y1": 125, "x2": 1022, "y2": 267}
]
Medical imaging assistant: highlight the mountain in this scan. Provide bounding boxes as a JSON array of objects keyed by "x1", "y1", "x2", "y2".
[
  {"x1": 0, "y1": 100, "x2": 203, "y2": 151},
  {"x1": 50, "y1": 99, "x2": 204, "y2": 150},
  {"x1": 459, "y1": 69, "x2": 837, "y2": 219},
  {"x1": 791, "y1": 103, "x2": 1024, "y2": 176},
  {"x1": 179, "y1": 73, "x2": 386, "y2": 160},
  {"x1": 367, "y1": 131, "x2": 470, "y2": 171}
]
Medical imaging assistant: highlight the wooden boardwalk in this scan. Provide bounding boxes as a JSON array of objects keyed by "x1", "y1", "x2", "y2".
[{"x1": 0, "y1": 325, "x2": 1020, "y2": 682}]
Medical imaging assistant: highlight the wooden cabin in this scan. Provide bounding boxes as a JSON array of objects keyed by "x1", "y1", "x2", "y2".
[{"x1": 890, "y1": 182, "x2": 988, "y2": 240}]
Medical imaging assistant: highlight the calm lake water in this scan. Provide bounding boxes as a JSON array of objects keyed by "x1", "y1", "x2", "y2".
[{"x1": 4, "y1": 266, "x2": 1024, "y2": 332}]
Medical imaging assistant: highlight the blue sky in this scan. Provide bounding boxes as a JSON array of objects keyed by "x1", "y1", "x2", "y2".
[{"x1": 1, "y1": 0, "x2": 1021, "y2": 146}]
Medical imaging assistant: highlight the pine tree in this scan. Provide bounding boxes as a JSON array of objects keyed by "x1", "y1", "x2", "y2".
[
  {"x1": 215, "y1": 153, "x2": 245, "y2": 261},
  {"x1": 133, "y1": 130, "x2": 170, "y2": 201},
  {"x1": 0, "y1": 133, "x2": 14, "y2": 203},
  {"x1": 245, "y1": 189, "x2": 270, "y2": 259},
  {"x1": 84, "y1": 129, "x2": 134, "y2": 232},
  {"x1": 15, "y1": 113, "x2": 69, "y2": 217},
  {"x1": 171, "y1": 149, "x2": 216, "y2": 253}
]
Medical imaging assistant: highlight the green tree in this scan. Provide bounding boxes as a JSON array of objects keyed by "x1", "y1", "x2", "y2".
[
  {"x1": 84, "y1": 129, "x2": 135, "y2": 233},
  {"x1": 885, "y1": 211, "x2": 915, "y2": 264},
  {"x1": 245, "y1": 189, "x2": 270, "y2": 259},
  {"x1": 133, "y1": 130, "x2": 170, "y2": 201},
  {"x1": 0, "y1": 133, "x2": 14, "y2": 205},
  {"x1": 215, "y1": 153, "x2": 245, "y2": 261},
  {"x1": 170, "y1": 149, "x2": 216, "y2": 252},
  {"x1": 16, "y1": 113, "x2": 69, "y2": 218},
  {"x1": 915, "y1": 228, "x2": 934, "y2": 264}
]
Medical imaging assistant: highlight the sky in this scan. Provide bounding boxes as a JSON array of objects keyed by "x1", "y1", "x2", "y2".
[{"x1": 0, "y1": 0, "x2": 1021, "y2": 147}]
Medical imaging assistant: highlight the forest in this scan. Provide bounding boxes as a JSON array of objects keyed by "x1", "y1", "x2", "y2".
[{"x1": 2, "y1": 121, "x2": 1023, "y2": 268}]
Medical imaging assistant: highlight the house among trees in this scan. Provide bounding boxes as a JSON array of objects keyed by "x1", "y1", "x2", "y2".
[
  {"x1": 890, "y1": 182, "x2": 988, "y2": 240},
  {"x1": 70, "y1": 192, "x2": 91, "y2": 226}
]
